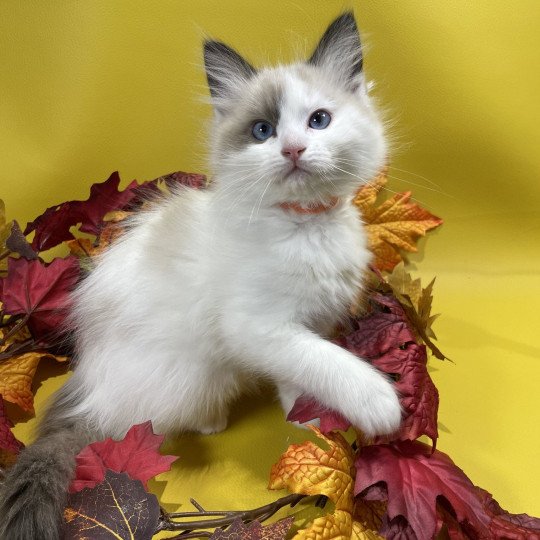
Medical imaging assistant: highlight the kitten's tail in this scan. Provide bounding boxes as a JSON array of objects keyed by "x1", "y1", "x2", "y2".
[{"x1": 0, "y1": 383, "x2": 93, "y2": 540}]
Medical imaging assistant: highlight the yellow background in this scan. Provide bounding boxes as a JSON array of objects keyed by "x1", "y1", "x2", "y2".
[{"x1": 1, "y1": 0, "x2": 539, "y2": 523}]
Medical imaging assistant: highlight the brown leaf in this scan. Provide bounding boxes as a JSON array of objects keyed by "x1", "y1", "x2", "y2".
[
  {"x1": 383, "y1": 263, "x2": 446, "y2": 360},
  {"x1": 354, "y1": 172, "x2": 443, "y2": 272},
  {"x1": 6, "y1": 221, "x2": 38, "y2": 260},
  {"x1": 63, "y1": 470, "x2": 160, "y2": 539}
]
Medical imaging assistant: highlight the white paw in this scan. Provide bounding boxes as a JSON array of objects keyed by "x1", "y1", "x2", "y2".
[
  {"x1": 197, "y1": 416, "x2": 228, "y2": 435},
  {"x1": 349, "y1": 374, "x2": 402, "y2": 437}
]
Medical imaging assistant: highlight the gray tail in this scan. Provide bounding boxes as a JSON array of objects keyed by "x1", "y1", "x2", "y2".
[{"x1": 0, "y1": 383, "x2": 94, "y2": 540}]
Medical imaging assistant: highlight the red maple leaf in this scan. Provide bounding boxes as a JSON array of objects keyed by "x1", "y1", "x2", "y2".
[
  {"x1": 0, "y1": 256, "x2": 80, "y2": 342},
  {"x1": 338, "y1": 293, "x2": 416, "y2": 357},
  {"x1": 0, "y1": 396, "x2": 24, "y2": 456},
  {"x1": 24, "y1": 172, "x2": 138, "y2": 251},
  {"x1": 342, "y1": 294, "x2": 438, "y2": 444},
  {"x1": 354, "y1": 440, "x2": 492, "y2": 540},
  {"x1": 372, "y1": 342, "x2": 438, "y2": 446},
  {"x1": 70, "y1": 421, "x2": 178, "y2": 493},
  {"x1": 287, "y1": 396, "x2": 351, "y2": 433},
  {"x1": 477, "y1": 488, "x2": 540, "y2": 539}
]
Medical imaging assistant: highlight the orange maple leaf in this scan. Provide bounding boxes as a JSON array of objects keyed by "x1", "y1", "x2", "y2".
[
  {"x1": 269, "y1": 426, "x2": 383, "y2": 539},
  {"x1": 0, "y1": 328, "x2": 67, "y2": 412},
  {"x1": 354, "y1": 171, "x2": 443, "y2": 272}
]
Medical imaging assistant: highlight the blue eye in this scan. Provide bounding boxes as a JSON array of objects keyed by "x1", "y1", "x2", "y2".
[
  {"x1": 252, "y1": 121, "x2": 274, "y2": 141},
  {"x1": 308, "y1": 110, "x2": 331, "y2": 129}
]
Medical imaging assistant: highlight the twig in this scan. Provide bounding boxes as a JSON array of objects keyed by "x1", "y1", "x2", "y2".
[
  {"x1": 190, "y1": 499, "x2": 206, "y2": 512},
  {"x1": 0, "y1": 338, "x2": 36, "y2": 362},
  {"x1": 157, "y1": 493, "x2": 306, "y2": 533},
  {"x1": 163, "y1": 532, "x2": 212, "y2": 540},
  {"x1": 0, "y1": 314, "x2": 30, "y2": 346}
]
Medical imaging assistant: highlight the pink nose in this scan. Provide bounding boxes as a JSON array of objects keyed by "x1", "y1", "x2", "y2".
[{"x1": 281, "y1": 146, "x2": 306, "y2": 162}]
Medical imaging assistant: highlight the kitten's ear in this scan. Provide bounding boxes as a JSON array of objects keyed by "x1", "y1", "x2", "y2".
[
  {"x1": 204, "y1": 41, "x2": 256, "y2": 104},
  {"x1": 308, "y1": 12, "x2": 363, "y2": 91}
]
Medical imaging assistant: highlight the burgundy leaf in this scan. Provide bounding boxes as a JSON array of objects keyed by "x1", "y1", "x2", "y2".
[
  {"x1": 70, "y1": 421, "x2": 177, "y2": 493},
  {"x1": 343, "y1": 294, "x2": 438, "y2": 444},
  {"x1": 0, "y1": 256, "x2": 80, "y2": 342},
  {"x1": 371, "y1": 343, "x2": 438, "y2": 446},
  {"x1": 477, "y1": 488, "x2": 540, "y2": 539},
  {"x1": 380, "y1": 514, "x2": 417, "y2": 540},
  {"x1": 0, "y1": 396, "x2": 24, "y2": 457},
  {"x1": 287, "y1": 395, "x2": 351, "y2": 433},
  {"x1": 128, "y1": 171, "x2": 207, "y2": 208},
  {"x1": 337, "y1": 294, "x2": 416, "y2": 358},
  {"x1": 25, "y1": 172, "x2": 138, "y2": 251},
  {"x1": 354, "y1": 440, "x2": 492, "y2": 540}
]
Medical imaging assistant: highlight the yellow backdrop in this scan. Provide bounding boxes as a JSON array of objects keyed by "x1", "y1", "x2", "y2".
[{"x1": 1, "y1": 0, "x2": 539, "y2": 522}]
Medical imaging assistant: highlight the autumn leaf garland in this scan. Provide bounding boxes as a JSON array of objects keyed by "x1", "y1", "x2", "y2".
[{"x1": 1, "y1": 168, "x2": 538, "y2": 539}]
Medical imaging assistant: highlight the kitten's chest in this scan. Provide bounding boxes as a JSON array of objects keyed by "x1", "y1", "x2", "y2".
[{"x1": 264, "y1": 210, "x2": 371, "y2": 327}]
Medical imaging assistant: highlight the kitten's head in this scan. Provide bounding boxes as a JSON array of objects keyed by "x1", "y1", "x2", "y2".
[{"x1": 204, "y1": 12, "x2": 386, "y2": 207}]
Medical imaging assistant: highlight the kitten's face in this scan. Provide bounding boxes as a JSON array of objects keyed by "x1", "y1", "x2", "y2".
[{"x1": 204, "y1": 13, "x2": 386, "y2": 206}]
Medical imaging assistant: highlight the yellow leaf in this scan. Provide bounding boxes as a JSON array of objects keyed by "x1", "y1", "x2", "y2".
[
  {"x1": 0, "y1": 200, "x2": 13, "y2": 273},
  {"x1": 354, "y1": 172, "x2": 443, "y2": 272},
  {"x1": 0, "y1": 352, "x2": 42, "y2": 412},
  {"x1": 269, "y1": 427, "x2": 355, "y2": 511},
  {"x1": 0, "y1": 328, "x2": 68, "y2": 412},
  {"x1": 384, "y1": 262, "x2": 447, "y2": 360},
  {"x1": 269, "y1": 427, "x2": 382, "y2": 539}
]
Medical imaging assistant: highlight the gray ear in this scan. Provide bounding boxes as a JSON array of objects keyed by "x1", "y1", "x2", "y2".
[
  {"x1": 308, "y1": 12, "x2": 363, "y2": 91},
  {"x1": 203, "y1": 41, "x2": 256, "y2": 100}
]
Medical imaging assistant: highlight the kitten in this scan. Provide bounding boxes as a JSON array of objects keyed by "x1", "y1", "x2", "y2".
[{"x1": 0, "y1": 12, "x2": 401, "y2": 539}]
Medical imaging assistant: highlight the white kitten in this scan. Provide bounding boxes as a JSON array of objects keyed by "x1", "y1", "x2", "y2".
[{"x1": 0, "y1": 13, "x2": 400, "y2": 540}]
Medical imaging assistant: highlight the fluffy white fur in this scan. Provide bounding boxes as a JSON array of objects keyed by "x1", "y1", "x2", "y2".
[
  {"x1": 0, "y1": 15, "x2": 402, "y2": 539},
  {"x1": 63, "y1": 14, "x2": 401, "y2": 439}
]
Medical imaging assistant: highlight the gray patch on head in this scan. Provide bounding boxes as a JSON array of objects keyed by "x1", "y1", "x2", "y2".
[{"x1": 214, "y1": 70, "x2": 284, "y2": 153}]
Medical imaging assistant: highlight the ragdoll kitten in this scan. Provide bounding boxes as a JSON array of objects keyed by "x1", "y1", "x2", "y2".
[{"x1": 0, "y1": 12, "x2": 401, "y2": 539}]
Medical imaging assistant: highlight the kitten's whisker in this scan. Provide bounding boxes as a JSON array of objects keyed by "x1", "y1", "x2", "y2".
[
  {"x1": 249, "y1": 175, "x2": 274, "y2": 225},
  {"x1": 388, "y1": 165, "x2": 443, "y2": 190},
  {"x1": 385, "y1": 174, "x2": 455, "y2": 199}
]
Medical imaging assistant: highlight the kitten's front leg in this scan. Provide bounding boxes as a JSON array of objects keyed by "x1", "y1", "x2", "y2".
[{"x1": 227, "y1": 319, "x2": 401, "y2": 437}]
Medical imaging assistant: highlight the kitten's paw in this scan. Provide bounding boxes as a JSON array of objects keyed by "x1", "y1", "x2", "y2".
[
  {"x1": 350, "y1": 375, "x2": 402, "y2": 437},
  {"x1": 197, "y1": 415, "x2": 228, "y2": 435}
]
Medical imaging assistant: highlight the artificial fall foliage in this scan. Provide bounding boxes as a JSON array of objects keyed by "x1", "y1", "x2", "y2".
[
  {"x1": 69, "y1": 421, "x2": 177, "y2": 493},
  {"x1": 64, "y1": 470, "x2": 161, "y2": 540},
  {"x1": 0, "y1": 169, "x2": 538, "y2": 539},
  {"x1": 353, "y1": 169, "x2": 443, "y2": 272}
]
